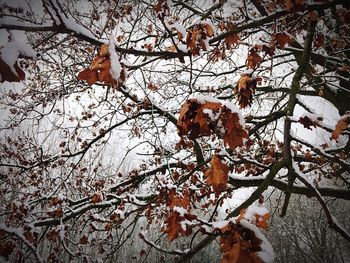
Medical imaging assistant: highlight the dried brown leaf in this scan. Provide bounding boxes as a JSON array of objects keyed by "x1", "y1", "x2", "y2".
[
  {"x1": 331, "y1": 116, "x2": 349, "y2": 140},
  {"x1": 221, "y1": 108, "x2": 248, "y2": 149},
  {"x1": 205, "y1": 155, "x2": 229, "y2": 194},
  {"x1": 78, "y1": 68, "x2": 99, "y2": 86}
]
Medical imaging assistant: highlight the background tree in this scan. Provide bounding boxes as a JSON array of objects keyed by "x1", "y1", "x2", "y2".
[
  {"x1": 0, "y1": 0, "x2": 349, "y2": 262},
  {"x1": 267, "y1": 194, "x2": 350, "y2": 263}
]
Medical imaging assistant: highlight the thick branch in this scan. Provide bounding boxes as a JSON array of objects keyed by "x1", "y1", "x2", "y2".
[
  {"x1": 281, "y1": 20, "x2": 316, "y2": 216},
  {"x1": 229, "y1": 176, "x2": 350, "y2": 200}
]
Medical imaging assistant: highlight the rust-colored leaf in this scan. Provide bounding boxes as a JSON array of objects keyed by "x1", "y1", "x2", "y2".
[
  {"x1": 202, "y1": 23, "x2": 214, "y2": 37},
  {"x1": 163, "y1": 211, "x2": 187, "y2": 241},
  {"x1": 91, "y1": 193, "x2": 103, "y2": 204},
  {"x1": 91, "y1": 55, "x2": 105, "y2": 70},
  {"x1": 147, "y1": 82, "x2": 158, "y2": 91},
  {"x1": 177, "y1": 100, "x2": 199, "y2": 138},
  {"x1": 255, "y1": 44, "x2": 275, "y2": 57},
  {"x1": 99, "y1": 44, "x2": 110, "y2": 57},
  {"x1": 53, "y1": 207, "x2": 63, "y2": 218},
  {"x1": 186, "y1": 23, "x2": 214, "y2": 55},
  {"x1": 186, "y1": 27, "x2": 202, "y2": 55},
  {"x1": 78, "y1": 44, "x2": 126, "y2": 86},
  {"x1": 48, "y1": 197, "x2": 62, "y2": 207},
  {"x1": 205, "y1": 155, "x2": 229, "y2": 194},
  {"x1": 314, "y1": 33, "x2": 324, "y2": 48},
  {"x1": 224, "y1": 22, "x2": 240, "y2": 48},
  {"x1": 273, "y1": 32, "x2": 293, "y2": 49},
  {"x1": 79, "y1": 235, "x2": 89, "y2": 245},
  {"x1": 236, "y1": 209, "x2": 247, "y2": 223},
  {"x1": 168, "y1": 189, "x2": 190, "y2": 209},
  {"x1": 219, "y1": 223, "x2": 264, "y2": 263},
  {"x1": 246, "y1": 49, "x2": 262, "y2": 69},
  {"x1": 78, "y1": 68, "x2": 98, "y2": 86},
  {"x1": 154, "y1": 0, "x2": 168, "y2": 18},
  {"x1": 14, "y1": 62, "x2": 25, "y2": 80},
  {"x1": 220, "y1": 230, "x2": 241, "y2": 263},
  {"x1": 24, "y1": 230, "x2": 37, "y2": 243},
  {"x1": 234, "y1": 75, "x2": 257, "y2": 108},
  {"x1": 177, "y1": 100, "x2": 221, "y2": 139},
  {"x1": 331, "y1": 116, "x2": 349, "y2": 140},
  {"x1": 225, "y1": 34, "x2": 240, "y2": 48},
  {"x1": 98, "y1": 59, "x2": 114, "y2": 84},
  {"x1": 177, "y1": 99, "x2": 247, "y2": 150},
  {"x1": 0, "y1": 240, "x2": 15, "y2": 260},
  {"x1": 221, "y1": 108, "x2": 248, "y2": 149},
  {"x1": 255, "y1": 213, "x2": 270, "y2": 229}
]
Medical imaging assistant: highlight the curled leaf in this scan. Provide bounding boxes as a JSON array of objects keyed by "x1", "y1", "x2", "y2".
[
  {"x1": 163, "y1": 211, "x2": 192, "y2": 241},
  {"x1": 177, "y1": 98, "x2": 247, "y2": 149},
  {"x1": 331, "y1": 115, "x2": 349, "y2": 140},
  {"x1": 205, "y1": 155, "x2": 229, "y2": 194},
  {"x1": 234, "y1": 75, "x2": 258, "y2": 108}
]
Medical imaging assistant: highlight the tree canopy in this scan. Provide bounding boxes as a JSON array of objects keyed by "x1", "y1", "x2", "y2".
[{"x1": 0, "y1": 0, "x2": 349, "y2": 262}]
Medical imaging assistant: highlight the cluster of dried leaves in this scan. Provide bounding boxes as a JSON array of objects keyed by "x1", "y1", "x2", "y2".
[
  {"x1": 218, "y1": 207, "x2": 271, "y2": 263},
  {"x1": 298, "y1": 116, "x2": 321, "y2": 130},
  {"x1": 205, "y1": 155, "x2": 229, "y2": 194},
  {"x1": 78, "y1": 44, "x2": 127, "y2": 87},
  {"x1": 219, "y1": 223, "x2": 263, "y2": 263},
  {"x1": 163, "y1": 210, "x2": 197, "y2": 241},
  {"x1": 223, "y1": 21, "x2": 240, "y2": 48},
  {"x1": 177, "y1": 99, "x2": 248, "y2": 149},
  {"x1": 186, "y1": 23, "x2": 214, "y2": 56},
  {"x1": 234, "y1": 74, "x2": 261, "y2": 109}
]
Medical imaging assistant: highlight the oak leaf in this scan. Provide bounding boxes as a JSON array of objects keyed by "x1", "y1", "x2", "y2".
[
  {"x1": 177, "y1": 100, "x2": 200, "y2": 138},
  {"x1": 177, "y1": 99, "x2": 247, "y2": 150},
  {"x1": 246, "y1": 49, "x2": 262, "y2": 69},
  {"x1": 186, "y1": 23, "x2": 214, "y2": 55},
  {"x1": 331, "y1": 115, "x2": 349, "y2": 140},
  {"x1": 219, "y1": 223, "x2": 263, "y2": 263},
  {"x1": 78, "y1": 44, "x2": 126, "y2": 86},
  {"x1": 168, "y1": 189, "x2": 190, "y2": 209},
  {"x1": 255, "y1": 213, "x2": 270, "y2": 229},
  {"x1": 299, "y1": 116, "x2": 319, "y2": 130},
  {"x1": 48, "y1": 197, "x2": 62, "y2": 207},
  {"x1": 0, "y1": 240, "x2": 15, "y2": 260},
  {"x1": 220, "y1": 230, "x2": 241, "y2": 263},
  {"x1": 234, "y1": 75, "x2": 258, "y2": 108},
  {"x1": 154, "y1": 0, "x2": 169, "y2": 19},
  {"x1": 147, "y1": 82, "x2": 158, "y2": 91},
  {"x1": 225, "y1": 34, "x2": 240, "y2": 48},
  {"x1": 79, "y1": 235, "x2": 89, "y2": 245},
  {"x1": 224, "y1": 22, "x2": 240, "y2": 48},
  {"x1": 273, "y1": 32, "x2": 293, "y2": 49},
  {"x1": 91, "y1": 193, "x2": 103, "y2": 204},
  {"x1": 205, "y1": 155, "x2": 229, "y2": 194},
  {"x1": 314, "y1": 33, "x2": 324, "y2": 48},
  {"x1": 163, "y1": 211, "x2": 191, "y2": 241},
  {"x1": 177, "y1": 100, "x2": 221, "y2": 139},
  {"x1": 202, "y1": 23, "x2": 215, "y2": 37},
  {"x1": 98, "y1": 59, "x2": 114, "y2": 84},
  {"x1": 255, "y1": 44, "x2": 275, "y2": 57},
  {"x1": 221, "y1": 108, "x2": 248, "y2": 148},
  {"x1": 99, "y1": 44, "x2": 109, "y2": 57},
  {"x1": 53, "y1": 207, "x2": 63, "y2": 218},
  {"x1": 78, "y1": 68, "x2": 98, "y2": 86}
]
